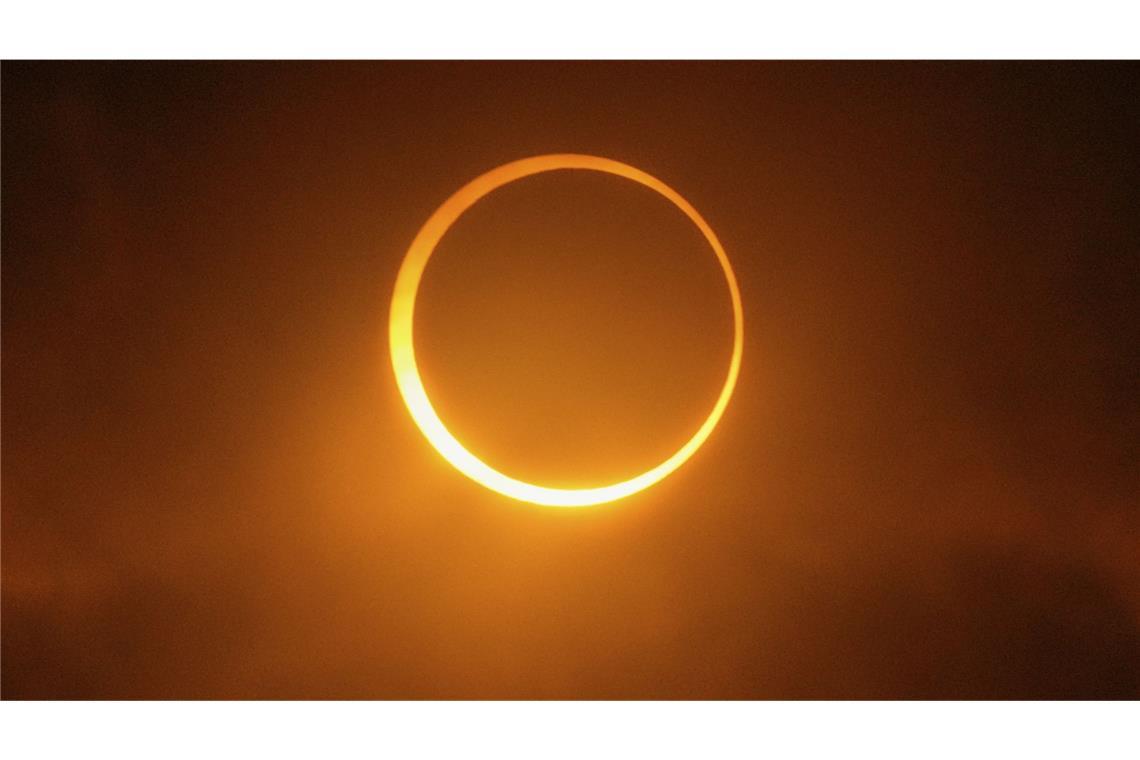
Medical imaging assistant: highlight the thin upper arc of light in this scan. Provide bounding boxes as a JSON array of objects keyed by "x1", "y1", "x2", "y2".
[{"x1": 388, "y1": 154, "x2": 743, "y2": 507}]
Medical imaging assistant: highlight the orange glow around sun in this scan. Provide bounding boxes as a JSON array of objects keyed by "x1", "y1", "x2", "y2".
[{"x1": 389, "y1": 154, "x2": 743, "y2": 507}]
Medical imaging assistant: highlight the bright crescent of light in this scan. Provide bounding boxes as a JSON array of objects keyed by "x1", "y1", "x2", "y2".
[{"x1": 389, "y1": 154, "x2": 744, "y2": 507}]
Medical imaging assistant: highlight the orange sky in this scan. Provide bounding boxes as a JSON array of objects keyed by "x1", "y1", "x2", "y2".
[{"x1": 3, "y1": 61, "x2": 1138, "y2": 698}]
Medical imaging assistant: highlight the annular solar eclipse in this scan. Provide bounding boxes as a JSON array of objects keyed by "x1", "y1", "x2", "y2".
[{"x1": 389, "y1": 154, "x2": 743, "y2": 507}]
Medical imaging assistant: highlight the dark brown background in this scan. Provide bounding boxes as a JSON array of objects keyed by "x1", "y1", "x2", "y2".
[{"x1": 3, "y1": 62, "x2": 1137, "y2": 699}]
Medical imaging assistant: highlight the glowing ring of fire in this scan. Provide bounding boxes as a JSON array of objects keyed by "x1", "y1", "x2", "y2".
[{"x1": 389, "y1": 154, "x2": 743, "y2": 507}]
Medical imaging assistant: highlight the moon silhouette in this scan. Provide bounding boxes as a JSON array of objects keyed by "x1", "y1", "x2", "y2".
[{"x1": 389, "y1": 154, "x2": 743, "y2": 507}]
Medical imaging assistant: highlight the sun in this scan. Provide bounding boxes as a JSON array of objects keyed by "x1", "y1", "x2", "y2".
[{"x1": 389, "y1": 154, "x2": 743, "y2": 507}]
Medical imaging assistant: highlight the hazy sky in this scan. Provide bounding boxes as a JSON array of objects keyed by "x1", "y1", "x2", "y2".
[{"x1": 3, "y1": 61, "x2": 1137, "y2": 698}]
